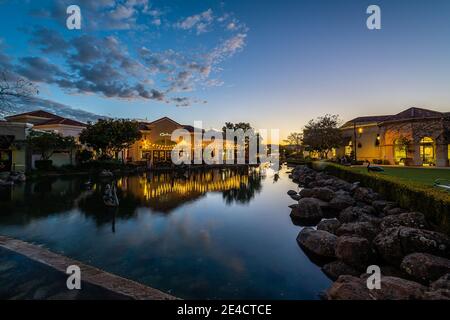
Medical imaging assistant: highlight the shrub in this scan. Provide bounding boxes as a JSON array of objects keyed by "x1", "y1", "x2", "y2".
[
  {"x1": 34, "y1": 160, "x2": 53, "y2": 171},
  {"x1": 79, "y1": 159, "x2": 124, "y2": 171},
  {"x1": 59, "y1": 164, "x2": 76, "y2": 172},
  {"x1": 373, "y1": 159, "x2": 383, "y2": 165},
  {"x1": 286, "y1": 158, "x2": 312, "y2": 166},
  {"x1": 312, "y1": 162, "x2": 450, "y2": 234}
]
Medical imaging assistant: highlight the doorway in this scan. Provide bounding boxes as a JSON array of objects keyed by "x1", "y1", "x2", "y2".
[{"x1": 419, "y1": 137, "x2": 435, "y2": 166}]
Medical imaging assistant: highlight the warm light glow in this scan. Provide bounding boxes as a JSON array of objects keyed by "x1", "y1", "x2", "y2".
[{"x1": 123, "y1": 172, "x2": 250, "y2": 201}]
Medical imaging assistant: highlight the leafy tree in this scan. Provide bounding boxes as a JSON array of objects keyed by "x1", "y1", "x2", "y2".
[
  {"x1": 222, "y1": 122, "x2": 252, "y2": 133},
  {"x1": 27, "y1": 131, "x2": 76, "y2": 161},
  {"x1": 302, "y1": 114, "x2": 343, "y2": 159},
  {"x1": 79, "y1": 119, "x2": 142, "y2": 159},
  {"x1": 283, "y1": 132, "x2": 303, "y2": 156},
  {"x1": 110, "y1": 119, "x2": 143, "y2": 156},
  {"x1": 79, "y1": 119, "x2": 111, "y2": 157}
]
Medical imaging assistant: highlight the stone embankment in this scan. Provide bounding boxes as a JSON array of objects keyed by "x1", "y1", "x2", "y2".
[{"x1": 287, "y1": 165, "x2": 450, "y2": 300}]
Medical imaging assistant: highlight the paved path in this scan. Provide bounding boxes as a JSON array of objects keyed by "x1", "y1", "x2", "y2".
[{"x1": 0, "y1": 235, "x2": 177, "y2": 300}]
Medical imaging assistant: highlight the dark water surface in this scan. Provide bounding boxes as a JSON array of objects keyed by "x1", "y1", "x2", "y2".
[{"x1": 0, "y1": 167, "x2": 331, "y2": 299}]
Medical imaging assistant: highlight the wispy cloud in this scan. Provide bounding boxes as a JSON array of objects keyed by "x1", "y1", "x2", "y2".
[
  {"x1": 175, "y1": 9, "x2": 214, "y2": 35},
  {"x1": 5, "y1": 1, "x2": 248, "y2": 107},
  {"x1": 30, "y1": 0, "x2": 154, "y2": 31}
]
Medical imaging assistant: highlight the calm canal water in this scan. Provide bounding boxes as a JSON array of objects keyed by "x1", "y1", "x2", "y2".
[{"x1": 0, "y1": 166, "x2": 331, "y2": 299}]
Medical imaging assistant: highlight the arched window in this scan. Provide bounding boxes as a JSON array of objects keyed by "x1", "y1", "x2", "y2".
[
  {"x1": 393, "y1": 139, "x2": 407, "y2": 164},
  {"x1": 420, "y1": 137, "x2": 435, "y2": 166}
]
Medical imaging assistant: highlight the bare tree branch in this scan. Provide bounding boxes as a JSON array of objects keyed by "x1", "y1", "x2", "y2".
[{"x1": 0, "y1": 70, "x2": 39, "y2": 108}]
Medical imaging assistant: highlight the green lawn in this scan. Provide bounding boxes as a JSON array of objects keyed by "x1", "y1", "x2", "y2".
[{"x1": 348, "y1": 166, "x2": 450, "y2": 186}]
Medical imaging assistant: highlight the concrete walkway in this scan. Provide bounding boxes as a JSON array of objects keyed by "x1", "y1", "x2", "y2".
[{"x1": 0, "y1": 235, "x2": 177, "y2": 300}]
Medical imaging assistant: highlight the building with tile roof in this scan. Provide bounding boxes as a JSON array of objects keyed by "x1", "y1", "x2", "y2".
[
  {"x1": 337, "y1": 107, "x2": 450, "y2": 167},
  {"x1": 0, "y1": 110, "x2": 87, "y2": 172}
]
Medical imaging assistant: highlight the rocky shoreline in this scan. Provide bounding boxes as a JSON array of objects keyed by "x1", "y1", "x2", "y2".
[{"x1": 288, "y1": 165, "x2": 450, "y2": 300}]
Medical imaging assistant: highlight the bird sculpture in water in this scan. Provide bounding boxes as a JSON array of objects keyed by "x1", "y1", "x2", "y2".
[{"x1": 366, "y1": 161, "x2": 384, "y2": 172}]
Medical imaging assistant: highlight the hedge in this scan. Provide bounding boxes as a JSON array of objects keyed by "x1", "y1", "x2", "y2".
[
  {"x1": 312, "y1": 162, "x2": 450, "y2": 234},
  {"x1": 34, "y1": 159, "x2": 54, "y2": 171},
  {"x1": 286, "y1": 158, "x2": 312, "y2": 166}
]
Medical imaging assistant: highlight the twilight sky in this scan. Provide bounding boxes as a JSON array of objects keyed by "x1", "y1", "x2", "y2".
[{"x1": 1, "y1": 0, "x2": 450, "y2": 139}]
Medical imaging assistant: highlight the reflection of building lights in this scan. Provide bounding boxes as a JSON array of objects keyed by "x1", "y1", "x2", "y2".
[{"x1": 129, "y1": 173, "x2": 250, "y2": 200}]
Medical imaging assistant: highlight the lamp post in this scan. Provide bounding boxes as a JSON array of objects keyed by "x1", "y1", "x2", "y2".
[{"x1": 353, "y1": 122, "x2": 357, "y2": 162}]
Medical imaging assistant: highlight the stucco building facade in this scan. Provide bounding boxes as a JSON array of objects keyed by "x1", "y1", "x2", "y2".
[
  {"x1": 0, "y1": 110, "x2": 86, "y2": 172},
  {"x1": 337, "y1": 107, "x2": 450, "y2": 167},
  {"x1": 126, "y1": 117, "x2": 245, "y2": 166}
]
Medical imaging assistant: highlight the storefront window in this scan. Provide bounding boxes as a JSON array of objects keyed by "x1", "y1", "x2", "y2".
[
  {"x1": 394, "y1": 139, "x2": 407, "y2": 164},
  {"x1": 419, "y1": 137, "x2": 435, "y2": 166}
]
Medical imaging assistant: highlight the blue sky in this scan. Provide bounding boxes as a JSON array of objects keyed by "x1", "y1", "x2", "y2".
[{"x1": 1, "y1": 0, "x2": 450, "y2": 138}]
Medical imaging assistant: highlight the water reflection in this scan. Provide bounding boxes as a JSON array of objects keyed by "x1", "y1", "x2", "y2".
[
  {"x1": 0, "y1": 168, "x2": 263, "y2": 227},
  {"x1": 0, "y1": 167, "x2": 332, "y2": 299}
]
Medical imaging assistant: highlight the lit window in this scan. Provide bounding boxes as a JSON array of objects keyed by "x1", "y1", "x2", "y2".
[
  {"x1": 394, "y1": 139, "x2": 407, "y2": 164},
  {"x1": 419, "y1": 137, "x2": 435, "y2": 166}
]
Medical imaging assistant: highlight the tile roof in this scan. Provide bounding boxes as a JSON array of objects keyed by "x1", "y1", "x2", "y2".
[
  {"x1": 147, "y1": 116, "x2": 182, "y2": 126},
  {"x1": 5, "y1": 110, "x2": 63, "y2": 120},
  {"x1": 341, "y1": 115, "x2": 392, "y2": 128},
  {"x1": 384, "y1": 107, "x2": 444, "y2": 122},
  {"x1": 342, "y1": 107, "x2": 449, "y2": 128},
  {"x1": 5, "y1": 110, "x2": 86, "y2": 127},
  {"x1": 35, "y1": 118, "x2": 86, "y2": 127}
]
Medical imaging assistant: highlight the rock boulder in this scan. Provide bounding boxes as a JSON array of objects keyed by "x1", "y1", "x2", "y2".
[
  {"x1": 380, "y1": 212, "x2": 428, "y2": 230},
  {"x1": 400, "y1": 253, "x2": 450, "y2": 283},
  {"x1": 336, "y1": 222, "x2": 380, "y2": 241},
  {"x1": 296, "y1": 228, "x2": 337, "y2": 258},
  {"x1": 317, "y1": 219, "x2": 341, "y2": 235},
  {"x1": 290, "y1": 197, "x2": 324, "y2": 225},
  {"x1": 310, "y1": 187, "x2": 335, "y2": 202},
  {"x1": 322, "y1": 261, "x2": 360, "y2": 281},
  {"x1": 329, "y1": 194, "x2": 355, "y2": 211},
  {"x1": 335, "y1": 236, "x2": 372, "y2": 269},
  {"x1": 373, "y1": 227, "x2": 450, "y2": 265}
]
